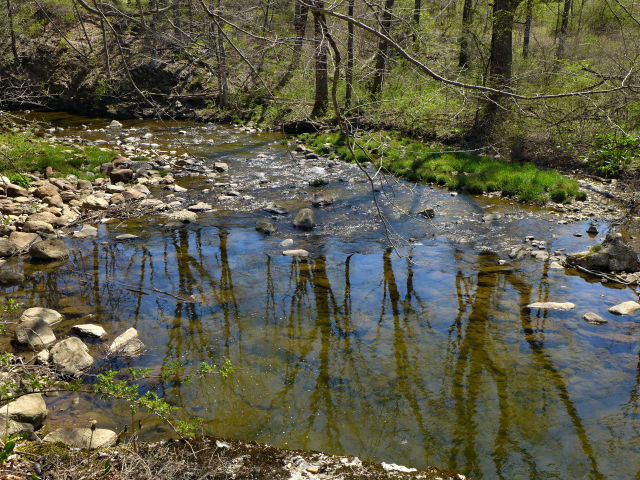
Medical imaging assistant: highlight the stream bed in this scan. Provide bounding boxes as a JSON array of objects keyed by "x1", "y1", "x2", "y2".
[{"x1": 2, "y1": 112, "x2": 640, "y2": 479}]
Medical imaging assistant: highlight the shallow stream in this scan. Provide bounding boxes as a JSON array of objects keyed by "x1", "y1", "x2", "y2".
[{"x1": 3, "y1": 112, "x2": 640, "y2": 479}]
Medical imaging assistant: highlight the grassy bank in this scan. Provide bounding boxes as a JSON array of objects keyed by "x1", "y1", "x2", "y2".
[
  {"x1": 298, "y1": 131, "x2": 586, "y2": 205},
  {"x1": 0, "y1": 129, "x2": 116, "y2": 181}
]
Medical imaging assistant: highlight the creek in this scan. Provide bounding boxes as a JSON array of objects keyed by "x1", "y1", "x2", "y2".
[{"x1": 2, "y1": 112, "x2": 640, "y2": 479}]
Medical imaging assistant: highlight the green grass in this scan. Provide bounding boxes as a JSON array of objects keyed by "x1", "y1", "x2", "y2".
[
  {"x1": 299, "y1": 131, "x2": 585, "y2": 205},
  {"x1": 0, "y1": 129, "x2": 116, "y2": 179}
]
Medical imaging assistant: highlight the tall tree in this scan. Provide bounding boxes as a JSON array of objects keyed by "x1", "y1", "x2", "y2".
[
  {"x1": 522, "y1": 0, "x2": 532, "y2": 59},
  {"x1": 458, "y1": 0, "x2": 473, "y2": 68},
  {"x1": 6, "y1": 0, "x2": 19, "y2": 67},
  {"x1": 370, "y1": 0, "x2": 394, "y2": 100},
  {"x1": 311, "y1": 0, "x2": 328, "y2": 117},
  {"x1": 557, "y1": 0, "x2": 571, "y2": 58},
  {"x1": 345, "y1": 0, "x2": 354, "y2": 108},
  {"x1": 275, "y1": 0, "x2": 309, "y2": 92}
]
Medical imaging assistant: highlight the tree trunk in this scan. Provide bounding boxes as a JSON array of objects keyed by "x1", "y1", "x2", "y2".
[
  {"x1": 458, "y1": 0, "x2": 473, "y2": 68},
  {"x1": 414, "y1": 0, "x2": 421, "y2": 26},
  {"x1": 370, "y1": 0, "x2": 394, "y2": 100},
  {"x1": 216, "y1": 17, "x2": 228, "y2": 107},
  {"x1": 173, "y1": 0, "x2": 182, "y2": 43},
  {"x1": 6, "y1": 0, "x2": 19, "y2": 67},
  {"x1": 557, "y1": 0, "x2": 571, "y2": 58},
  {"x1": 474, "y1": 0, "x2": 519, "y2": 136},
  {"x1": 311, "y1": 0, "x2": 328, "y2": 117},
  {"x1": 345, "y1": 0, "x2": 354, "y2": 109},
  {"x1": 274, "y1": 0, "x2": 309, "y2": 92},
  {"x1": 522, "y1": 0, "x2": 532, "y2": 58}
]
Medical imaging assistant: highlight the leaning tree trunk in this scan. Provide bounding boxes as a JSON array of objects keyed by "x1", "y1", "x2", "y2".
[
  {"x1": 370, "y1": 0, "x2": 394, "y2": 100},
  {"x1": 458, "y1": 0, "x2": 473, "y2": 68},
  {"x1": 311, "y1": 0, "x2": 328, "y2": 117},
  {"x1": 345, "y1": 0, "x2": 354, "y2": 108}
]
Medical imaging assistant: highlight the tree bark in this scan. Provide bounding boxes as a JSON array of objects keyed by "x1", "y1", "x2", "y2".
[
  {"x1": 173, "y1": 0, "x2": 182, "y2": 43},
  {"x1": 345, "y1": 0, "x2": 354, "y2": 108},
  {"x1": 274, "y1": 0, "x2": 309, "y2": 92},
  {"x1": 311, "y1": 0, "x2": 328, "y2": 117},
  {"x1": 522, "y1": 0, "x2": 532, "y2": 58},
  {"x1": 6, "y1": 0, "x2": 19, "y2": 67},
  {"x1": 458, "y1": 0, "x2": 473, "y2": 68},
  {"x1": 370, "y1": 0, "x2": 394, "y2": 100},
  {"x1": 557, "y1": 0, "x2": 571, "y2": 58}
]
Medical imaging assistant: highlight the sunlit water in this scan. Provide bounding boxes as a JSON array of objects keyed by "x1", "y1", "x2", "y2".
[{"x1": 2, "y1": 112, "x2": 640, "y2": 479}]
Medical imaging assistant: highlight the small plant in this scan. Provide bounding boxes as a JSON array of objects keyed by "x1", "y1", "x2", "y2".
[
  {"x1": 8, "y1": 174, "x2": 31, "y2": 189},
  {"x1": 590, "y1": 243, "x2": 602, "y2": 253},
  {"x1": 159, "y1": 170, "x2": 168, "y2": 178}
]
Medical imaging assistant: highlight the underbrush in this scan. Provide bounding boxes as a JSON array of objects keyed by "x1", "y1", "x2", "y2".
[
  {"x1": 0, "y1": 129, "x2": 116, "y2": 179},
  {"x1": 298, "y1": 131, "x2": 586, "y2": 205}
]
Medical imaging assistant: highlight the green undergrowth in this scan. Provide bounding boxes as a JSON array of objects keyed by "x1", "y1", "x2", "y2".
[
  {"x1": 0, "y1": 129, "x2": 116, "y2": 179},
  {"x1": 298, "y1": 131, "x2": 586, "y2": 205}
]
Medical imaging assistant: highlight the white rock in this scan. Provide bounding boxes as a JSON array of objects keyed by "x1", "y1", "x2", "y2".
[
  {"x1": 71, "y1": 324, "x2": 107, "y2": 339},
  {"x1": 381, "y1": 462, "x2": 417, "y2": 473},
  {"x1": 109, "y1": 327, "x2": 144, "y2": 356},
  {"x1": 168, "y1": 210, "x2": 197, "y2": 223},
  {"x1": 20, "y1": 307, "x2": 62, "y2": 326},
  {"x1": 608, "y1": 301, "x2": 640, "y2": 315},
  {"x1": 280, "y1": 239, "x2": 294, "y2": 248},
  {"x1": 283, "y1": 249, "x2": 310, "y2": 257},
  {"x1": 526, "y1": 302, "x2": 576, "y2": 311},
  {"x1": 44, "y1": 427, "x2": 117, "y2": 449}
]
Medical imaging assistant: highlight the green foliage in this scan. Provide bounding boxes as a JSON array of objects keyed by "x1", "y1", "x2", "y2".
[
  {"x1": 8, "y1": 174, "x2": 31, "y2": 188},
  {"x1": 587, "y1": 134, "x2": 640, "y2": 178},
  {"x1": 0, "y1": 440, "x2": 16, "y2": 467}
]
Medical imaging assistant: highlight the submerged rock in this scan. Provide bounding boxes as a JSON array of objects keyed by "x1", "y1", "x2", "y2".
[
  {"x1": 566, "y1": 232, "x2": 640, "y2": 273},
  {"x1": 256, "y1": 220, "x2": 277, "y2": 235},
  {"x1": 293, "y1": 208, "x2": 315, "y2": 230},
  {"x1": 526, "y1": 302, "x2": 576, "y2": 311}
]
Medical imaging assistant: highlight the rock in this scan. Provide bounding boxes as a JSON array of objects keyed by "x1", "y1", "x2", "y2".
[
  {"x1": 587, "y1": 224, "x2": 598, "y2": 235},
  {"x1": 583, "y1": 312, "x2": 608, "y2": 325},
  {"x1": 263, "y1": 204, "x2": 288, "y2": 215},
  {"x1": 21, "y1": 307, "x2": 62, "y2": 326},
  {"x1": 0, "y1": 417, "x2": 34, "y2": 438},
  {"x1": 6, "y1": 183, "x2": 28, "y2": 197},
  {"x1": 280, "y1": 239, "x2": 294, "y2": 248},
  {"x1": 188, "y1": 202, "x2": 212, "y2": 212},
  {"x1": 50, "y1": 337, "x2": 94, "y2": 376},
  {"x1": 3, "y1": 393, "x2": 47, "y2": 426},
  {"x1": 172, "y1": 184, "x2": 188, "y2": 193},
  {"x1": 0, "y1": 270, "x2": 24, "y2": 285},
  {"x1": 140, "y1": 199, "x2": 166, "y2": 210},
  {"x1": 44, "y1": 427, "x2": 117, "y2": 449},
  {"x1": 214, "y1": 162, "x2": 229, "y2": 173},
  {"x1": 15, "y1": 314, "x2": 56, "y2": 349},
  {"x1": 110, "y1": 169, "x2": 134, "y2": 183},
  {"x1": 256, "y1": 220, "x2": 277, "y2": 235},
  {"x1": 27, "y1": 212, "x2": 57, "y2": 224},
  {"x1": 10, "y1": 232, "x2": 40, "y2": 251},
  {"x1": 0, "y1": 238, "x2": 17, "y2": 257},
  {"x1": 106, "y1": 183, "x2": 125, "y2": 193},
  {"x1": 110, "y1": 193, "x2": 125, "y2": 205},
  {"x1": 23, "y1": 220, "x2": 55, "y2": 235},
  {"x1": 82, "y1": 195, "x2": 109, "y2": 210},
  {"x1": 115, "y1": 234, "x2": 138, "y2": 240},
  {"x1": 0, "y1": 200, "x2": 21, "y2": 216},
  {"x1": 76, "y1": 179, "x2": 93, "y2": 190},
  {"x1": 73, "y1": 225, "x2": 98, "y2": 239},
  {"x1": 33, "y1": 184, "x2": 59, "y2": 199},
  {"x1": 283, "y1": 249, "x2": 310, "y2": 257},
  {"x1": 122, "y1": 188, "x2": 144, "y2": 201},
  {"x1": 417, "y1": 207, "x2": 435, "y2": 219},
  {"x1": 566, "y1": 232, "x2": 640, "y2": 273},
  {"x1": 526, "y1": 302, "x2": 576, "y2": 311},
  {"x1": 608, "y1": 300, "x2": 640, "y2": 315},
  {"x1": 0, "y1": 224, "x2": 15, "y2": 236},
  {"x1": 109, "y1": 327, "x2": 144, "y2": 356},
  {"x1": 293, "y1": 208, "x2": 315, "y2": 230},
  {"x1": 29, "y1": 239, "x2": 69, "y2": 261},
  {"x1": 312, "y1": 194, "x2": 335, "y2": 208},
  {"x1": 46, "y1": 194, "x2": 65, "y2": 209},
  {"x1": 36, "y1": 350, "x2": 50, "y2": 364},
  {"x1": 168, "y1": 210, "x2": 197, "y2": 224},
  {"x1": 482, "y1": 213, "x2": 503, "y2": 223},
  {"x1": 71, "y1": 324, "x2": 107, "y2": 339},
  {"x1": 107, "y1": 120, "x2": 123, "y2": 129}
]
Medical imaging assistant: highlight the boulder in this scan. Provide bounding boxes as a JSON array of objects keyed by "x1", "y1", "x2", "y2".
[
  {"x1": 50, "y1": 337, "x2": 94, "y2": 376},
  {"x1": 33, "y1": 184, "x2": 59, "y2": 199},
  {"x1": 9, "y1": 232, "x2": 40, "y2": 251},
  {"x1": 21, "y1": 307, "x2": 62, "y2": 326},
  {"x1": 44, "y1": 427, "x2": 117, "y2": 449},
  {"x1": 168, "y1": 210, "x2": 197, "y2": 224},
  {"x1": 82, "y1": 195, "x2": 109, "y2": 210},
  {"x1": 76, "y1": 179, "x2": 93, "y2": 190},
  {"x1": 0, "y1": 417, "x2": 34, "y2": 438},
  {"x1": 73, "y1": 225, "x2": 98, "y2": 239},
  {"x1": 6, "y1": 183, "x2": 28, "y2": 197},
  {"x1": 0, "y1": 270, "x2": 24, "y2": 286},
  {"x1": 27, "y1": 212, "x2": 57, "y2": 224},
  {"x1": 3, "y1": 393, "x2": 47, "y2": 426},
  {"x1": 23, "y1": 220, "x2": 55, "y2": 235},
  {"x1": 109, "y1": 327, "x2": 144, "y2": 356},
  {"x1": 71, "y1": 324, "x2": 107, "y2": 339},
  {"x1": 256, "y1": 220, "x2": 277, "y2": 235},
  {"x1": 608, "y1": 301, "x2": 640, "y2": 315},
  {"x1": 15, "y1": 318, "x2": 56, "y2": 349},
  {"x1": 29, "y1": 239, "x2": 69, "y2": 261},
  {"x1": 214, "y1": 162, "x2": 229, "y2": 173},
  {"x1": 526, "y1": 302, "x2": 576, "y2": 311},
  {"x1": 110, "y1": 169, "x2": 134, "y2": 183},
  {"x1": 123, "y1": 187, "x2": 145, "y2": 201},
  {"x1": 293, "y1": 208, "x2": 315, "y2": 230},
  {"x1": 583, "y1": 312, "x2": 608, "y2": 325},
  {"x1": 566, "y1": 232, "x2": 640, "y2": 273},
  {"x1": 0, "y1": 238, "x2": 17, "y2": 257},
  {"x1": 0, "y1": 200, "x2": 22, "y2": 216}
]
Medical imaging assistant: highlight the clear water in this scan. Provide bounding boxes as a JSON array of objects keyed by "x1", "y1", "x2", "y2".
[{"x1": 3, "y1": 112, "x2": 640, "y2": 479}]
